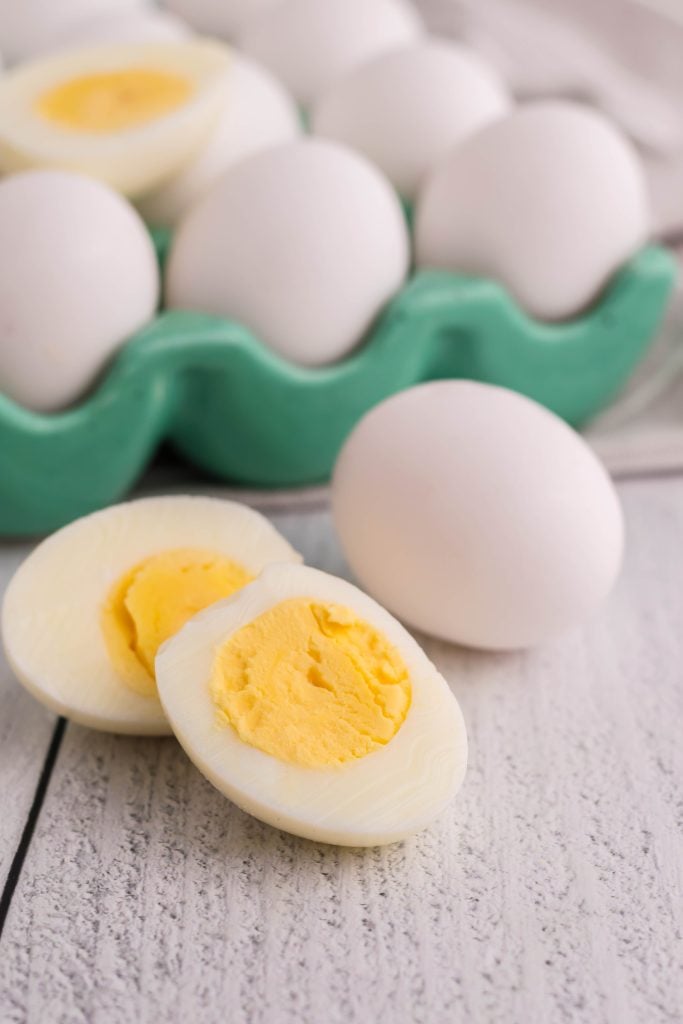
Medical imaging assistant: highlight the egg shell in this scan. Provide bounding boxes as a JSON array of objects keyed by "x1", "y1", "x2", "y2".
[
  {"x1": 1, "y1": 495, "x2": 302, "y2": 735},
  {"x1": 165, "y1": 138, "x2": 410, "y2": 366},
  {"x1": 38, "y1": 8, "x2": 192, "y2": 53},
  {"x1": 0, "y1": 170, "x2": 159, "y2": 412},
  {"x1": 332, "y1": 381, "x2": 624, "y2": 650},
  {"x1": 164, "y1": 0, "x2": 278, "y2": 39},
  {"x1": 138, "y1": 52, "x2": 302, "y2": 228},
  {"x1": 312, "y1": 40, "x2": 511, "y2": 199},
  {"x1": 0, "y1": 39, "x2": 231, "y2": 198},
  {"x1": 415, "y1": 101, "x2": 650, "y2": 321},
  {"x1": 156, "y1": 562, "x2": 468, "y2": 846},
  {"x1": 239, "y1": 0, "x2": 423, "y2": 106},
  {"x1": 0, "y1": 0, "x2": 142, "y2": 63}
]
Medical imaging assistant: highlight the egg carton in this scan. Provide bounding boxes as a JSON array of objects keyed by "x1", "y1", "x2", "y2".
[{"x1": 0, "y1": 237, "x2": 675, "y2": 537}]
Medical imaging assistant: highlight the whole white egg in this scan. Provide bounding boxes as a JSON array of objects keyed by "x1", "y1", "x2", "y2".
[
  {"x1": 240, "y1": 0, "x2": 423, "y2": 106},
  {"x1": 415, "y1": 101, "x2": 650, "y2": 321},
  {"x1": 163, "y1": 0, "x2": 278, "y2": 39},
  {"x1": 166, "y1": 138, "x2": 409, "y2": 365},
  {"x1": 0, "y1": 170, "x2": 159, "y2": 412},
  {"x1": 138, "y1": 52, "x2": 301, "y2": 228},
  {"x1": 312, "y1": 40, "x2": 511, "y2": 200},
  {"x1": 332, "y1": 381, "x2": 624, "y2": 650},
  {"x1": 0, "y1": 0, "x2": 142, "y2": 63},
  {"x1": 38, "y1": 8, "x2": 192, "y2": 53}
]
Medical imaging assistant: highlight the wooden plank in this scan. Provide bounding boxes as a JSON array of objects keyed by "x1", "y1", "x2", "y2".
[
  {"x1": 0, "y1": 543, "x2": 57, "y2": 895},
  {"x1": 0, "y1": 489, "x2": 681, "y2": 1023}
]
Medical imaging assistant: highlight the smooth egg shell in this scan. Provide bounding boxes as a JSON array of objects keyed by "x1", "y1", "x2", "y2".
[
  {"x1": 312, "y1": 40, "x2": 511, "y2": 199},
  {"x1": 415, "y1": 101, "x2": 650, "y2": 320},
  {"x1": 165, "y1": 138, "x2": 410, "y2": 366},
  {"x1": 332, "y1": 381, "x2": 624, "y2": 650}
]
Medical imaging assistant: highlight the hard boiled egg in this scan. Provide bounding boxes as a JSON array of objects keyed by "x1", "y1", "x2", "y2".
[
  {"x1": 0, "y1": 40, "x2": 230, "y2": 197},
  {"x1": 332, "y1": 381, "x2": 624, "y2": 650},
  {"x1": 166, "y1": 138, "x2": 409, "y2": 366},
  {"x1": 138, "y1": 52, "x2": 301, "y2": 228},
  {"x1": 0, "y1": 0, "x2": 141, "y2": 64},
  {"x1": 164, "y1": 0, "x2": 278, "y2": 40},
  {"x1": 415, "y1": 101, "x2": 650, "y2": 321},
  {"x1": 312, "y1": 40, "x2": 511, "y2": 200},
  {"x1": 1, "y1": 496, "x2": 302, "y2": 735},
  {"x1": 156, "y1": 563, "x2": 467, "y2": 846},
  {"x1": 240, "y1": 0, "x2": 423, "y2": 106},
  {"x1": 0, "y1": 170, "x2": 158, "y2": 412}
]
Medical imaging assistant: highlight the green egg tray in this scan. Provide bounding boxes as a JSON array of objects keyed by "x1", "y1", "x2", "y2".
[{"x1": 0, "y1": 243, "x2": 676, "y2": 537}]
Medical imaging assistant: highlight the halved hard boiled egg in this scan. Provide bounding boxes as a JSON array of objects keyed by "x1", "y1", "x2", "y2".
[
  {"x1": 156, "y1": 563, "x2": 467, "y2": 846},
  {"x1": 1, "y1": 496, "x2": 301, "y2": 735},
  {"x1": 0, "y1": 40, "x2": 231, "y2": 197}
]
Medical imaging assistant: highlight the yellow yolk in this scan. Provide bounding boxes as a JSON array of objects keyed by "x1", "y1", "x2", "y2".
[
  {"x1": 36, "y1": 68, "x2": 192, "y2": 133},
  {"x1": 102, "y1": 547, "x2": 253, "y2": 697},
  {"x1": 210, "y1": 599, "x2": 412, "y2": 769}
]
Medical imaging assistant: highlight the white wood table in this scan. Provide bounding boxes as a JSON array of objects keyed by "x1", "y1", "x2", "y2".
[{"x1": 0, "y1": 478, "x2": 681, "y2": 1024}]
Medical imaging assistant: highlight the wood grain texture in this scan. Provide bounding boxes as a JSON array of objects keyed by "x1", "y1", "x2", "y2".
[
  {"x1": 0, "y1": 543, "x2": 56, "y2": 892},
  {"x1": 0, "y1": 486, "x2": 681, "y2": 1024}
]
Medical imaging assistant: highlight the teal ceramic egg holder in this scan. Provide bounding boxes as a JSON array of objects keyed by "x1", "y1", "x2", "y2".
[{"x1": 0, "y1": 233, "x2": 676, "y2": 536}]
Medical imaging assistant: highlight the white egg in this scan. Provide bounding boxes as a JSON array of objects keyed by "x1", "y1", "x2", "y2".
[
  {"x1": 138, "y1": 52, "x2": 301, "y2": 228},
  {"x1": 1, "y1": 496, "x2": 302, "y2": 736},
  {"x1": 0, "y1": 40, "x2": 231, "y2": 198},
  {"x1": 0, "y1": 0, "x2": 142, "y2": 63},
  {"x1": 164, "y1": 0, "x2": 278, "y2": 39},
  {"x1": 240, "y1": 0, "x2": 423, "y2": 106},
  {"x1": 415, "y1": 101, "x2": 650, "y2": 321},
  {"x1": 312, "y1": 40, "x2": 511, "y2": 200},
  {"x1": 332, "y1": 381, "x2": 624, "y2": 651},
  {"x1": 38, "y1": 8, "x2": 192, "y2": 53},
  {"x1": 166, "y1": 138, "x2": 409, "y2": 366},
  {"x1": 0, "y1": 170, "x2": 158, "y2": 412},
  {"x1": 156, "y1": 562, "x2": 467, "y2": 846}
]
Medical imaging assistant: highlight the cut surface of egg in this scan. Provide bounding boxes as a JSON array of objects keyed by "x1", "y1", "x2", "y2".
[
  {"x1": 312, "y1": 40, "x2": 511, "y2": 199},
  {"x1": 1, "y1": 496, "x2": 301, "y2": 735},
  {"x1": 166, "y1": 138, "x2": 409, "y2": 365},
  {"x1": 415, "y1": 101, "x2": 650, "y2": 320},
  {"x1": 0, "y1": 40, "x2": 231, "y2": 197},
  {"x1": 332, "y1": 381, "x2": 624, "y2": 650},
  {"x1": 156, "y1": 563, "x2": 467, "y2": 846},
  {"x1": 240, "y1": 0, "x2": 423, "y2": 106},
  {"x1": 0, "y1": 169, "x2": 158, "y2": 412},
  {"x1": 138, "y1": 51, "x2": 301, "y2": 227}
]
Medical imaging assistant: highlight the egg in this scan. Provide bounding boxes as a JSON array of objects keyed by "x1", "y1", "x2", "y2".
[
  {"x1": 312, "y1": 40, "x2": 511, "y2": 200},
  {"x1": 0, "y1": 0, "x2": 142, "y2": 63},
  {"x1": 415, "y1": 101, "x2": 650, "y2": 321},
  {"x1": 1, "y1": 496, "x2": 302, "y2": 736},
  {"x1": 156, "y1": 562, "x2": 467, "y2": 846},
  {"x1": 166, "y1": 138, "x2": 409, "y2": 366},
  {"x1": 138, "y1": 52, "x2": 301, "y2": 228},
  {"x1": 164, "y1": 0, "x2": 278, "y2": 40},
  {"x1": 332, "y1": 381, "x2": 624, "y2": 651},
  {"x1": 0, "y1": 40, "x2": 230, "y2": 197},
  {"x1": 37, "y1": 8, "x2": 192, "y2": 53},
  {"x1": 239, "y1": 0, "x2": 423, "y2": 107},
  {"x1": 0, "y1": 170, "x2": 158, "y2": 412}
]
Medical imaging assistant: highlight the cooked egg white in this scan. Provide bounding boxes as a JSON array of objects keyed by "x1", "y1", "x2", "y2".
[
  {"x1": 156, "y1": 563, "x2": 467, "y2": 846},
  {"x1": 1, "y1": 496, "x2": 301, "y2": 735},
  {"x1": 0, "y1": 40, "x2": 231, "y2": 197}
]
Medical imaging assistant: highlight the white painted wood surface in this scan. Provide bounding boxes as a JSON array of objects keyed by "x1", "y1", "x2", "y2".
[{"x1": 0, "y1": 482, "x2": 681, "y2": 1024}]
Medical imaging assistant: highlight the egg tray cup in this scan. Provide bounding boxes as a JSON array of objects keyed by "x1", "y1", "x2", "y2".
[{"x1": 0, "y1": 237, "x2": 676, "y2": 537}]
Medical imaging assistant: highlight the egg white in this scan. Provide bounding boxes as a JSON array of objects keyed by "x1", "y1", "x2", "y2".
[
  {"x1": 1, "y1": 496, "x2": 302, "y2": 736},
  {"x1": 156, "y1": 563, "x2": 468, "y2": 846}
]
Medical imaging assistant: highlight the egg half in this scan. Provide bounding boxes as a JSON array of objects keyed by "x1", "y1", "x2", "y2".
[
  {"x1": 0, "y1": 39, "x2": 231, "y2": 197},
  {"x1": 1, "y1": 496, "x2": 301, "y2": 735},
  {"x1": 156, "y1": 563, "x2": 467, "y2": 846}
]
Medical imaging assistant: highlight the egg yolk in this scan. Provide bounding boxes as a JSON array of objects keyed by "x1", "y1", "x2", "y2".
[
  {"x1": 36, "y1": 68, "x2": 192, "y2": 133},
  {"x1": 102, "y1": 547, "x2": 252, "y2": 697},
  {"x1": 210, "y1": 599, "x2": 412, "y2": 769}
]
